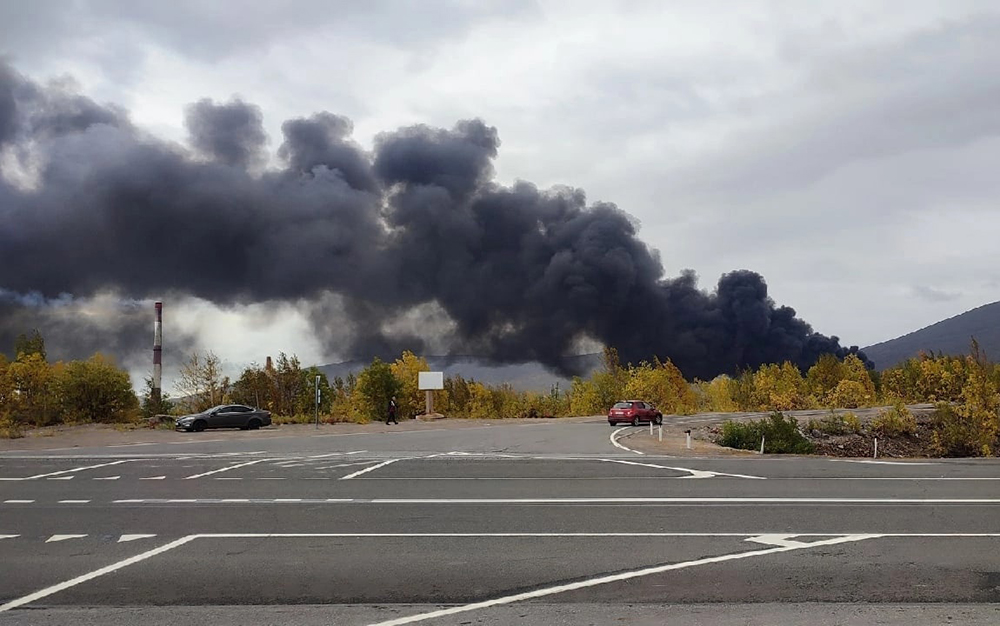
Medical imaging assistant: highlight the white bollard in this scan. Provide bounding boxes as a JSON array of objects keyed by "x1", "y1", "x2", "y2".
[
  {"x1": 760, "y1": 435, "x2": 765, "y2": 455},
  {"x1": 649, "y1": 421, "x2": 653, "y2": 436},
  {"x1": 685, "y1": 430, "x2": 691, "y2": 449},
  {"x1": 874, "y1": 437, "x2": 878, "y2": 458},
  {"x1": 658, "y1": 425, "x2": 663, "y2": 442}
]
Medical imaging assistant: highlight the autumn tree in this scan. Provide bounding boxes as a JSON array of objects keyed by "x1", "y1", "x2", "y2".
[
  {"x1": 59, "y1": 354, "x2": 139, "y2": 423},
  {"x1": 14, "y1": 329, "x2": 46, "y2": 361},
  {"x1": 390, "y1": 351, "x2": 430, "y2": 419},
  {"x1": 6, "y1": 352, "x2": 58, "y2": 426},
  {"x1": 175, "y1": 351, "x2": 230, "y2": 412},
  {"x1": 351, "y1": 357, "x2": 400, "y2": 422}
]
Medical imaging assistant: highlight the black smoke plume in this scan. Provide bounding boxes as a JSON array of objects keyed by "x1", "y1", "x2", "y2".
[{"x1": 0, "y1": 62, "x2": 871, "y2": 378}]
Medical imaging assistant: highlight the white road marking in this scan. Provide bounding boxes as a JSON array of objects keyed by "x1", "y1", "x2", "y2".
[
  {"x1": 0, "y1": 535, "x2": 198, "y2": 613},
  {"x1": 0, "y1": 535, "x2": 19, "y2": 540},
  {"x1": 108, "y1": 443, "x2": 155, "y2": 448},
  {"x1": 184, "y1": 459, "x2": 265, "y2": 480},
  {"x1": 366, "y1": 534, "x2": 880, "y2": 625},
  {"x1": 47, "y1": 476, "x2": 74, "y2": 480},
  {"x1": 836, "y1": 460, "x2": 941, "y2": 466},
  {"x1": 3, "y1": 500, "x2": 34, "y2": 504},
  {"x1": 22, "y1": 459, "x2": 132, "y2": 480},
  {"x1": 214, "y1": 477, "x2": 243, "y2": 480},
  {"x1": 221, "y1": 499, "x2": 250, "y2": 503},
  {"x1": 140, "y1": 476, "x2": 166, "y2": 480},
  {"x1": 745, "y1": 534, "x2": 809, "y2": 548},
  {"x1": 58, "y1": 500, "x2": 90, "y2": 504},
  {"x1": 610, "y1": 427, "x2": 644, "y2": 455},
  {"x1": 259, "y1": 477, "x2": 286, "y2": 480},
  {"x1": 599, "y1": 458, "x2": 766, "y2": 480},
  {"x1": 340, "y1": 458, "x2": 402, "y2": 480},
  {"x1": 93, "y1": 476, "x2": 120, "y2": 480},
  {"x1": 105, "y1": 497, "x2": 1000, "y2": 505},
  {"x1": 46, "y1": 534, "x2": 87, "y2": 543},
  {"x1": 118, "y1": 534, "x2": 157, "y2": 543}
]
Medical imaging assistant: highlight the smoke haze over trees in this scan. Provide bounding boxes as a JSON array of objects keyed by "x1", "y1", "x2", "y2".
[{"x1": 0, "y1": 60, "x2": 870, "y2": 380}]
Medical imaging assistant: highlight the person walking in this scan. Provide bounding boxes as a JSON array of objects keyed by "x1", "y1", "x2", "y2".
[{"x1": 387, "y1": 396, "x2": 398, "y2": 425}]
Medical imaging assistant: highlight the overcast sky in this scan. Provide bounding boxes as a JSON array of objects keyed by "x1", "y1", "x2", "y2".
[{"x1": 2, "y1": 0, "x2": 999, "y2": 377}]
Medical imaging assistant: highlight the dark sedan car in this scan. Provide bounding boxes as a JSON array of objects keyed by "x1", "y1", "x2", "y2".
[{"x1": 175, "y1": 404, "x2": 272, "y2": 432}]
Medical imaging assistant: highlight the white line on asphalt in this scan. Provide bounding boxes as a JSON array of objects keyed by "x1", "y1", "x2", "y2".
[
  {"x1": 598, "y1": 458, "x2": 766, "y2": 480},
  {"x1": 47, "y1": 476, "x2": 74, "y2": 480},
  {"x1": 340, "y1": 458, "x2": 402, "y2": 480},
  {"x1": 140, "y1": 476, "x2": 166, "y2": 480},
  {"x1": 45, "y1": 535, "x2": 87, "y2": 543},
  {"x1": 3, "y1": 500, "x2": 34, "y2": 504},
  {"x1": 0, "y1": 535, "x2": 198, "y2": 613},
  {"x1": 0, "y1": 535, "x2": 18, "y2": 540},
  {"x1": 745, "y1": 534, "x2": 809, "y2": 548},
  {"x1": 259, "y1": 477, "x2": 286, "y2": 480},
  {"x1": 118, "y1": 534, "x2": 157, "y2": 543},
  {"x1": 108, "y1": 443, "x2": 155, "y2": 448},
  {"x1": 21, "y1": 459, "x2": 133, "y2": 480},
  {"x1": 365, "y1": 534, "x2": 880, "y2": 625},
  {"x1": 184, "y1": 459, "x2": 265, "y2": 479},
  {"x1": 836, "y1": 460, "x2": 941, "y2": 466},
  {"x1": 609, "y1": 427, "x2": 644, "y2": 455},
  {"x1": 214, "y1": 477, "x2": 243, "y2": 480},
  {"x1": 103, "y1": 497, "x2": 1000, "y2": 505},
  {"x1": 221, "y1": 499, "x2": 250, "y2": 503},
  {"x1": 93, "y1": 476, "x2": 120, "y2": 480},
  {"x1": 58, "y1": 500, "x2": 90, "y2": 504}
]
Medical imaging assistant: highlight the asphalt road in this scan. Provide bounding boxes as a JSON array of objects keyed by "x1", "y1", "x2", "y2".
[{"x1": 1, "y1": 417, "x2": 999, "y2": 625}]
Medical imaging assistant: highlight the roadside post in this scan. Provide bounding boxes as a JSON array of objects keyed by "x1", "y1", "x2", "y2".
[
  {"x1": 685, "y1": 429, "x2": 691, "y2": 449},
  {"x1": 658, "y1": 424, "x2": 662, "y2": 442},
  {"x1": 649, "y1": 421, "x2": 653, "y2": 436},
  {"x1": 874, "y1": 437, "x2": 878, "y2": 458},
  {"x1": 418, "y1": 372, "x2": 445, "y2": 417},
  {"x1": 760, "y1": 435, "x2": 765, "y2": 455},
  {"x1": 314, "y1": 375, "x2": 320, "y2": 429}
]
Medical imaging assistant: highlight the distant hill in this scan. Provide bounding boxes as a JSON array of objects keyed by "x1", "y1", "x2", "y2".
[
  {"x1": 317, "y1": 354, "x2": 604, "y2": 393},
  {"x1": 863, "y1": 301, "x2": 1000, "y2": 370}
]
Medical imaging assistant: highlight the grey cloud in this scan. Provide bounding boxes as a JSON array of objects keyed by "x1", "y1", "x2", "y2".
[
  {"x1": 0, "y1": 60, "x2": 870, "y2": 378},
  {"x1": 912, "y1": 285, "x2": 961, "y2": 303},
  {"x1": 677, "y1": 13, "x2": 1000, "y2": 200},
  {"x1": 185, "y1": 98, "x2": 268, "y2": 170}
]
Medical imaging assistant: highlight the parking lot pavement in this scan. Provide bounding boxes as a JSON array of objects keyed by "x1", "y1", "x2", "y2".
[{"x1": 2, "y1": 419, "x2": 999, "y2": 624}]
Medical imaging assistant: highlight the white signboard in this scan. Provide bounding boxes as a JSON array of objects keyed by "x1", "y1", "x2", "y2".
[{"x1": 418, "y1": 371, "x2": 444, "y2": 390}]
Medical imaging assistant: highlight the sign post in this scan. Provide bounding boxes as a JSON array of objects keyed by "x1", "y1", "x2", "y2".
[
  {"x1": 314, "y1": 375, "x2": 320, "y2": 429},
  {"x1": 418, "y1": 372, "x2": 445, "y2": 416}
]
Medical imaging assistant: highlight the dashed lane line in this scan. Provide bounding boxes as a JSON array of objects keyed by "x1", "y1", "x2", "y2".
[
  {"x1": 340, "y1": 458, "x2": 402, "y2": 480},
  {"x1": 46, "y1": 534, "x2": 87, "y2": 543},
  {"x1": 21, "y1": 459, "x2": 133, "y2": 480},
  {"x1": 183, "y1": 459, "x2": 265, "y2": 480},
  {"x1": 58, "y1": 500, "x2": 90, "y2": 504}
]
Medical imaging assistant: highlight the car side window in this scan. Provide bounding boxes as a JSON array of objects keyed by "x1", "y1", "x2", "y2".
[{"x1": 233, "y1": 406, "x2": 251, "y2": 412}]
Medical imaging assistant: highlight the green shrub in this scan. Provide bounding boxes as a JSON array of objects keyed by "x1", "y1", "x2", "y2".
[
  {"x1": 718, "y1": 412, "x2": 814, "y2": 454},
  {"x1": 871, "y1": 402, "x2": 917, "y2": 437},
  {"x1": 930, "y1": 402, "x2": 997, "y2": 457},
  {"x1": 808, "y1": 411, "x2": 863, "y2": 435},
  {"x1": 0, "y1": 414, "x2": 24, "y2": 439}
]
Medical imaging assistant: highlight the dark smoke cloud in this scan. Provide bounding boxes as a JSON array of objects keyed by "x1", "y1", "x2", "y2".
[
  {"x1": 0, "y1": 291, "x2": 197, "y2": 374},
  {"x1": 185, "y1": 98, "x2": 267, "y2": 169},
  {"x1": 0, "y1": 61, "x2": 872, "y2": 378}
]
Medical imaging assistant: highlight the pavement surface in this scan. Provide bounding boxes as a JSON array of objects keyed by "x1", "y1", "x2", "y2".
[{"x1": 1, "y1": 416, "x2": 999, "y2": 625}]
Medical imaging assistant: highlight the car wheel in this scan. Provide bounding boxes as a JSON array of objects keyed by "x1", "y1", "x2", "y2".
[
  {"x1": 609, "y1": 421, "x2": 616, "y2": 427},
  {"x1": 654, "y1": 414, "x2": 663, "y2": 425},
  {"x1": 192, "y1": 420, "x2": 206, "y2": 432},
  {"x1": 247, "y1": 418, "x2": 261, "y2": 430},
  {"x1": 632, "y1": 416, "x2": 640, "y2": 427}
]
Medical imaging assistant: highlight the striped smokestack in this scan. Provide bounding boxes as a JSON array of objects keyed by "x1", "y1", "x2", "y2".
[{"x1": 152, "y1": 301, "x2": 162, "y2": 406}]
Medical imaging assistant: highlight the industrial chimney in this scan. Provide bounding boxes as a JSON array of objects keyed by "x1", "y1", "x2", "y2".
[{"x1": 152, "y1": 301, "x2": 162, "y2": 407}]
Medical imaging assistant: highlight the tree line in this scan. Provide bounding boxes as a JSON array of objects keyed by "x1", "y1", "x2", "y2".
[
  {"x1": 0, "y1": 330, "x2": 138, "y2": 437},
  {"x1": 3, "y1": 327, "x2": 998, "y2": 456}
]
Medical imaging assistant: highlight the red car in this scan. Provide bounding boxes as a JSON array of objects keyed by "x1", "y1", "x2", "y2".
[{"x1": 608, "y1": 400, "x2": 663, "y2": 426}]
